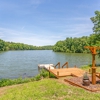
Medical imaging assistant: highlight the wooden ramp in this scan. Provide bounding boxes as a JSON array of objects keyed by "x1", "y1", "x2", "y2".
[{"x1": 49, "y1": 68, "x2": 85, "y2": 78}]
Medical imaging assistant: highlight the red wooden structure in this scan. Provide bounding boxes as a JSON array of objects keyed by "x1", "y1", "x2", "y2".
[{"x1": 85, "y1": 46, "x2": 100, "y2": 85}]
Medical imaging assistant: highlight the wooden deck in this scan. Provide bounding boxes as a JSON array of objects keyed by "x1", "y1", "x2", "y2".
[
  {"x1": 38, "y1": 62, "x2": 85, "y2": 78},
  {"x1": 49, "y1": 68, "x2": 85, "y2": 78}
]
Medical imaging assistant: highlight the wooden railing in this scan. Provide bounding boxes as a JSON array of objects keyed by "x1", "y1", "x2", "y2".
[
  {"x1": 54, "y1": 62, "x2": 60, "y2": 69},
  {"x1": 54, "y1": 62, "x2": 69, "y2": 69},
  {"x1": 62, "y1": 62, "x2": 68, "y2": 68}
]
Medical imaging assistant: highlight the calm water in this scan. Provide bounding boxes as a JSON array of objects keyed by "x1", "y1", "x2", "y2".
[{"x1": 0, "y1": 50, "x2": 99, "y2": 79}]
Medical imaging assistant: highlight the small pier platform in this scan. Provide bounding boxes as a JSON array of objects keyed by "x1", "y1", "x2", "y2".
[
  {"x1": 49, "y1": 68, "x2": 85, "y2": 78},
  {"x1": 38, "y1": 62, "x2": 85, "y2": 78}
]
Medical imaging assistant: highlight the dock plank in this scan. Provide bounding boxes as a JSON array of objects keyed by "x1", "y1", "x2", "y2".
[{"x1": 49, "y1": 68, "x2": 85, "y2": 78}]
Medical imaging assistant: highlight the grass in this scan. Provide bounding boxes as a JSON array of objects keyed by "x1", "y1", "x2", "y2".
[
  {"x1": 0, "y1": 78, "x2": 32, "y2": 87},
  {"x1": 0, "y1": 77, "x2": 36, "y2": 87},
  {"x1": 0, "y1": 69, "x2": 55, "y2": 87},
  {"x1": 0, "y1": 67, "x2": 100, "y2": 100},
  {"x1": 0, "y1": 79, "x2": 100, "y2": 100},
  {"x1": 81, "y1": 64, "x2": 100, "y2": 73}
]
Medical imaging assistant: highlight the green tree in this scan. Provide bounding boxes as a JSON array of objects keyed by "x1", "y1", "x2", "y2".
[
  {"x1": 90, "y1": 10, "x2": 100, "y2": 56},
  {"x1": 90, "y1": 11, "x2": 100, "y2": 33},
  {"x1": 90, "y1": 11, "x2": 100, "y2": 46},
  {"x1": 0, "y1": 39, "x2": 6, "y2": 51}
]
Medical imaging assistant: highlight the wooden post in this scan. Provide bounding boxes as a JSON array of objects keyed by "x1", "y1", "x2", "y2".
[
  {"x1": 89, "y1": 69, "x2": 91, "y2": 74},
  {"x1": 84, "y1": 46, "x2": 100, "y2": 85},
  {"x1": 58, "y1": 62, "x2": 60, "y2": 69},
  {"x1": 74, "y1": 65, "x2": 77, "y2": 68},
  {"x1": 49, "y1": 67, "x2": 50, "y2": 78},
  {"x1": 92, "y1": 54, "x2": 96, "y2": 85},
  {"x1": 38, "y1": 65, "x2": 40, "y2": 71},
  {"x1": 57, "y1": 71, "x2": 59, "y2": 78},
  {"x1": 92, "y1": 67, "x2": 96, "y2": 84},
  {"x1": 66, "y1": 62, "x2": 68, "y2": 68}
]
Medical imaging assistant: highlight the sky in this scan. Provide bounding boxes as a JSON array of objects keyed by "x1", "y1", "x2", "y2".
[{"x1": 0, "y1": 0, "x2": 100, "y2": 46}]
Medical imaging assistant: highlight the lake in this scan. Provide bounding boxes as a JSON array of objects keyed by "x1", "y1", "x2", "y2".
[{"x1": 0, "y1": 50, "x2": 99, "y2": 79}]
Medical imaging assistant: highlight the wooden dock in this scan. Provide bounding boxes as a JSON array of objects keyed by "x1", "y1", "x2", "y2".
[
  {"x1": 49, "y1": 68, "x2": 85, "y2": 78},
  {"x1": 38, "y1": 62, "x2": 85, "y2": 78}
]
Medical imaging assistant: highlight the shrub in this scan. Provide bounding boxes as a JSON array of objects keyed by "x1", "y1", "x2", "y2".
[
  {"x1": 0, "y1": 69, "x2": 56, "y2": 87},
  {"x1": 40, "y1": 69, "x2": 49, "y2": 78}
]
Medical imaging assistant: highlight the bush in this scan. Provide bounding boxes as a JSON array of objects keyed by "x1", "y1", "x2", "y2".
[
  {"x1": 39, "y1": 69, "x2": 56, "y2": 78},
  {"x1": 0, "y1": 77, "x2": 34, "y2": 87},
  {"x1": 40, "y1": 69, "x2": 49, "y2": 78},
  {"x1": 0, "y1": 69, "x2": 56, "y2": 87},
  {"x1": 34, "y1": 74, "x2": 41, "y2": 81}
]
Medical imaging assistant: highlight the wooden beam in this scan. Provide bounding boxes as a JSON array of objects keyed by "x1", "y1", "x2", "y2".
[{"x1": 64, "y1": 79, "x2": 99, "y2": 92}]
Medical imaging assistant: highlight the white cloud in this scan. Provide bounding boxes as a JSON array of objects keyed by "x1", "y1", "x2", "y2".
[
  {"x1": 0, "y1": 28, "x2": 20, "y2": 36},
  {"x1": 62, "y1": 23, "x2": 93, "y2": 37},
  {"x1": 0, "y1": 27, "x2": 59, "y2": 46},
  {"x1": 0, "y1": 15, "x2": 94, "y2": 46}
]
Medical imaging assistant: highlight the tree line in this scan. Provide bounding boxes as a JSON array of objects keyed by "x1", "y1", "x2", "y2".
[
  {"x1": 53, "y1": 10, "x2": 100, "y2": 54},
  {"x1": 0, "y1": 39, "x2": 53, "y2": 51},
  {"x1": 53, "y1": 34, "x2": 100, "y2": 53}
]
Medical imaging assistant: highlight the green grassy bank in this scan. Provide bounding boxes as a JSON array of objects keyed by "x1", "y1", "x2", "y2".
[
  {"x1": 0, "y1": 79, "x2": 100, "y2": 100},
  {"x1": 0, "y1": 66, "x2": 100, "y2": 100}
]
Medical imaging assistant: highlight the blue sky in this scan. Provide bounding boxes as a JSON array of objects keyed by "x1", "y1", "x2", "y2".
[{"x1": 0, "y1": 0, "x2": 100, "y2": 46}]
